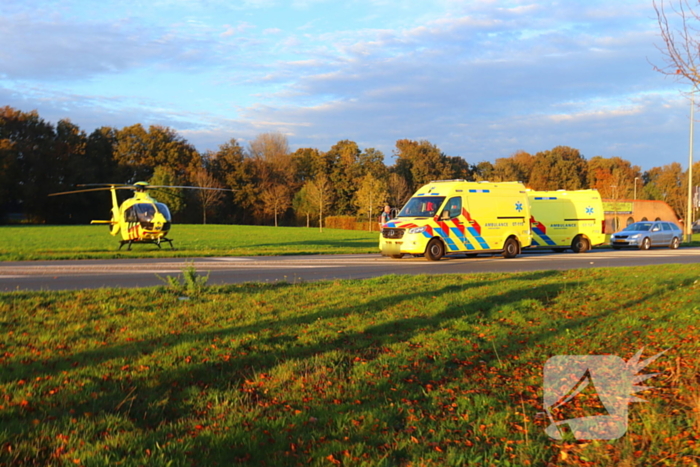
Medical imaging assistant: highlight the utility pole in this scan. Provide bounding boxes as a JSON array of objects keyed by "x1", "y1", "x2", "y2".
[{"x1": 688, "y1": 89, "x2": 695, "y2": 242}]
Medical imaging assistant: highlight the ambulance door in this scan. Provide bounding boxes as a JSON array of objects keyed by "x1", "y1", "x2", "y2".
[
  {"x1": 494, "y1": 194, "x2": 528, "y2": 246},
  {"x1": 461, "y1": 194, "x2": 493, "y2": 251},
  {"x1": 437, "y1": 196, "x2": 470, "y2": 252}
]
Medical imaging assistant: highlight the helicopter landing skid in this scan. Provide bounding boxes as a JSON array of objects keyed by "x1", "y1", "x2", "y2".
[{"x1": 119, "y1": 238, "x2": 175, "y2": 251}]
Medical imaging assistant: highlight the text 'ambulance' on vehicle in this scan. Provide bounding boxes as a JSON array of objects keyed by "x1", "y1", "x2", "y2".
[
  {"x1": 528, "y1": 189, "x2": 606, "y2": 253},
  {"x1": 380, "y1": 180, "x2": 532, "y2": 261}
]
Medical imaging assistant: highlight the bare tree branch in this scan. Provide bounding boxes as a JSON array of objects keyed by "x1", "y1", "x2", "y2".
[{"x1": 653, "y1": 0, "x2": 700, "y2": 86}]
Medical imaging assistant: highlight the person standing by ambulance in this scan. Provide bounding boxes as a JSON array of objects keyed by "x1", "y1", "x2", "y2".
[{"x1": 379, "y1": 205, "x2": 392, "y2": 228}]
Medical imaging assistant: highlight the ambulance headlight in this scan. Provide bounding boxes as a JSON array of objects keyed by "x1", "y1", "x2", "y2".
[{"x1": 408, "y1": 226, "x2": 428, "y2": 234}]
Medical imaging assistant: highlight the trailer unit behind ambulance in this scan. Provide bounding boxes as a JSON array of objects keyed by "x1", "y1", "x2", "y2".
[{"x1": 528, "y1": 189, "x2": 606, "y2": 253}]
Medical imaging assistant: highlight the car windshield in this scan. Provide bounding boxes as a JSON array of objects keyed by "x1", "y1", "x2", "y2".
[
  {"x1": 623, "y1": 222, "x2": 652, "y2": 232},
  {"x1": 397, "y1": 196, "x2": 445, "y2": 217}
]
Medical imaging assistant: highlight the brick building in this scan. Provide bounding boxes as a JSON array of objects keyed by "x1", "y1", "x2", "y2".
[{"x1": 603, "y1": 199, "x2": 681, "y2": 233}]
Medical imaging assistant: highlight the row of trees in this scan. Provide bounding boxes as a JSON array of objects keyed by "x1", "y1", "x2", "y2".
[{"x1": 1, "y1": 106, "x2": 698, "y2": 226}]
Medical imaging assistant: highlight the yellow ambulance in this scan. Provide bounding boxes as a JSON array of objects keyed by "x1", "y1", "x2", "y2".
[
  {"x1": 527, "y1": 189, "x2": 605, "y2": 253},
  {"x1": 380, "y1": 180, "x2": 532, "y2": 260}
]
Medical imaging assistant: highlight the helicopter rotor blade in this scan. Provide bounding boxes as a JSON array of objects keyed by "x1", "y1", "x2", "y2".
[
  {"x1": 147, "y1": 185, "x2": 235, "y2": 191},
  {"x1": 49, "y1": 187, "x2": 119, "y2": 196},
  {"x1": 50, "y1": 183, "x2": 235, "y2": 196},
  {"x1": 75, "y1": 183, "x2": 136, "y2": 189}
]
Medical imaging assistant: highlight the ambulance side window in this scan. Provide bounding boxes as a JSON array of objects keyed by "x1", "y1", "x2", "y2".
[{"x1": 446, "y1": 197, "x2": 462, "y2": 219}]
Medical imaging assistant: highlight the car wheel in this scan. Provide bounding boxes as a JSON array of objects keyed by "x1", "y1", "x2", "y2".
[
  {"x1": 670, "y1": 237, "x2": 680, "y2": 249},
  {"x1": 571, "y1": 235, "x2": 589, "y2": 253},
  {"x1": 425, "y1": 238, "x2": 444, "y2": 261},
  {"x1": 502, "y1": 237, "x2": 520, "y2": 258},
  {"x1": 639, "y1": 237, "x2": 651, "y2": 250}
]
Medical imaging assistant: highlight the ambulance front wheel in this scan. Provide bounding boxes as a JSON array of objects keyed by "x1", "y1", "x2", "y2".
[
  {"x1": 425, "y1": 238, "x2": 445, "y2": 261},
  {"x1": 502, "y1": 237, "x2": 520, "y2": 258},
  {"x1": 571, "y1": 235, "x2": 589, "y2": 253}
]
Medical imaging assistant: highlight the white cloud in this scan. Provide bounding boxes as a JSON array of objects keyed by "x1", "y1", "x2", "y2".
[
  {"x1": 0, "y1": 0, "x2": 691, "y2": 171},
  {"x1": 0, "y1": 14, "x2": 227, "y2": 80}
]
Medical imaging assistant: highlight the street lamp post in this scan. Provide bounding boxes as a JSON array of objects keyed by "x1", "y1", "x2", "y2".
[
  {"x1": 611, "y1": 185, "x2": 618, "y2": 231},
  {"x1": 688, "y1": 89, "x2": 696, "y2": 242},
  {"x1": 634, "y1": 177, "x2": 639, "y2": 200}
]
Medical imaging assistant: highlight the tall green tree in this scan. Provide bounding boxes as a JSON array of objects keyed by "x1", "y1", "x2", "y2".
[
  {"x1": 358, "y1": 148, "x2": 388, "y2": 179},
  {"x1": 327, "y1": 140, "x2": 363, "y2": 215},
  {"x1": 191, "y1": 168, "x2": 226, "y2": 224},
  {"x1": 472, "y1": 161, "x2": 495, "y2": 181},
  {"x1": 207, "y1": 139, "x2": 257, "y2": 223},
  {"x1": 0, "y1": 107, "x2": 76, "y2": 223},
  {"x1": 643, "y1": 163, "x2": 685, "y2": 218},
  {"x1": 293, "y1": 185, "x2": 315, "y2": 227},
  {"x1": 291, "y1": 147, "x2": 322, "y2": 187},
  {"x1": 262, "y1": 184, "x2": 291, "y2": 227},
  {"x1": 444, "y1": 154, "x2": 473, "y2": 181},
  {"x1": 148, "y1": 165, "x2": 186, "y2": 216},
  {"x1": 386, "y1": 173, "x2": 412, "y2": 211},
  {"x1": 587, "y1": 156, "x2": 641, "y2": 199},
  {"x1": 248, "y1": 132, "x2": 292, "y2": 188},
  {"x1": 392, "y1": 139, "x2": 452, "y2": 191},
  {"x1": 306, "y1": 175, "x2": 334, "y2": 232},
  {"x1": 113, "y1": 124, "x2": 201, "y2": 184},
  {"x1": 492, "y1": 150, "x2": 534, "y2": 183},
  {"x1": 529, "y1": 146, "x2": 588, "y2": 191},
  {"x1": 353, "y1": 173, "x2": 388, "y2": 231}
]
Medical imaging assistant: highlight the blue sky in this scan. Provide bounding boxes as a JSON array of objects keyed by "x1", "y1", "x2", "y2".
[{"x1": 0, "y1": 0, "x2": 694, "y2": 170}]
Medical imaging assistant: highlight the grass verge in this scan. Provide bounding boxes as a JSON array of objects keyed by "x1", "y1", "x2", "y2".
[
  {"x1": 0, "y1": 225, "x2": 380, "y2": 261},
  {"x1": 0, "y1": 265, "x2": 699, "y2": 466}
]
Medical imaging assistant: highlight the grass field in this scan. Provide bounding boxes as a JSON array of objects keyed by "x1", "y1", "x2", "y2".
[
  {"x1": 1, "y1": 224, "x2": 699, "y2": 262},
  {"x1": 1, "y1": 265, "x2": 699, "y2": 466},
  {"x1": 0, "y1": 225, "x2": 381, "y2": 261}
]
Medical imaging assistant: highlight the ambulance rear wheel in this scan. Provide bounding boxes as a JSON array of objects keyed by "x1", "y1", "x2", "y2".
[
  {"x1": 425, "y1": 239, "x2": 445, "y2": 261},
  {"x1": 502, "y1": 237, "x2": 519, "y2": 258},
  {"x1": 571, "y1": 235, "x2": 589, "y2": 253}
]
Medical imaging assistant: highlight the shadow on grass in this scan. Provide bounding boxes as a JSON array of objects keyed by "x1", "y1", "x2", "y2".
[{"x1": 0, "y1": 269, "x2": 691, "y2": 465}]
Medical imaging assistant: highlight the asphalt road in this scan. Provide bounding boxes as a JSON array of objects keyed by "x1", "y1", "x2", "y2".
[{"x1": 1, "y1": 247, "x2": 699, "y2": 291}]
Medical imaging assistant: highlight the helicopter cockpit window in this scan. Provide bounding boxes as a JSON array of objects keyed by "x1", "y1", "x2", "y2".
[
  {"x1": 125, "y1": 206, "x2": 138, "y2": 223},
  {"x1": 156, "y1": 203, "x2": 172, "y2": 221},
  {"x1": 135, "y1": 204, "x2": 157, "y2": 222}
]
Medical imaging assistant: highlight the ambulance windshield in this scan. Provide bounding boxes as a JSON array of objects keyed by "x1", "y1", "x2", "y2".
[{"x1": 397, "y1": 196, "x2": 445, "y2": 217}]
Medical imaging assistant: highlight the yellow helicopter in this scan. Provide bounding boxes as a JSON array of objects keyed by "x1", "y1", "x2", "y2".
[{"x1": 49, "y1": 182, "x2": 230, "y2": 250}]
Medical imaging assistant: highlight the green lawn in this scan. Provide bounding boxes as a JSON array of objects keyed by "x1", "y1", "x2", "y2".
[
  {"x1": 1, "y1": 225, "x2": 699, "y2": 262},
  {"x1": 1, "y1": 265, "x2": 698, "y2": 466},
  {"x1": 0, "y1": 225, "x2": 381, "y2": 261}
]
